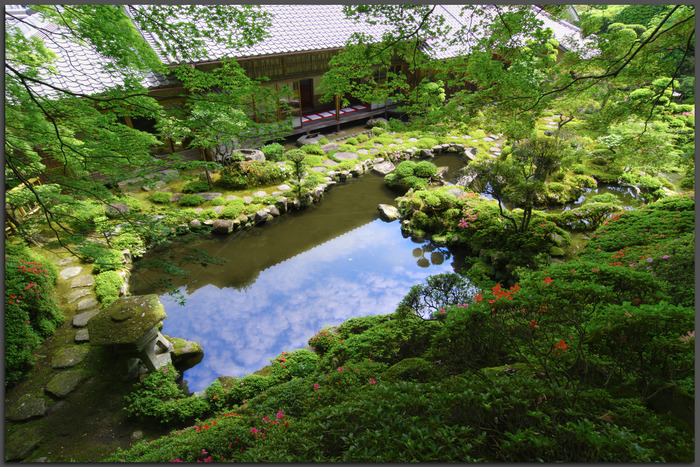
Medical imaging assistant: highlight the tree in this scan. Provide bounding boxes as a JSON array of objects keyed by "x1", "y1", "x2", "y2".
[
  {"x1": 467, "y1": 136, "x2": 564, "y2": 232},
  {"x1": 5, "y1": 5, "x2": 272, "y2": 255}
]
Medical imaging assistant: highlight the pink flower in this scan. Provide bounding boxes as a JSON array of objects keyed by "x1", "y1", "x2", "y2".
[
  {"x1": 662, "y1": 255, "x2": 670, "y2": 259},
  {"x1": 337, "y1": 366, "x2": 344, "y2": 372},
  {"x1": 647, "y1": 258, "x2": 653, "y2": 262},
  {"x1": 313, "y1": 383, "x2": 320, "y2": 390},
  {"x1": 276, "y1": 410, "x2": 284, "y2": 419},
  {"x1": 369, "y1": 378, "x2": 376, "y2": 384},
  {"x1": 262, "y1": 416, "x2": 268, "y2": 422}
]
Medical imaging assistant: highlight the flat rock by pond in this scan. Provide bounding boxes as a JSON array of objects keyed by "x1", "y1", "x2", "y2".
[
  {"x1": 52, "y1": 347, "x2": 90, "y2": 369},
  {"x1": 373, "y1": 161, "x2": 395, "y2": 175},
  {"x1": 277, "y1": 184, "x2": 292, "y2": 192},
  {"x1": 7, "y1": 394, "x2": 48, "y2": 421},
  {"x1": 46, "y1": 370, "x2": 87, "y2": 398},
  {"x1": 59, "y1": 266, "x2": 83, "y2": 281},
  {"x1": 309, "y1": 166, "x2": 328, "y2": 173},
  {"x1": 377, "y1": 204, "x2": 400, "y2": 222},
  {"x1": 212, "y1": 219, "x2": 234, "y2": 234}
]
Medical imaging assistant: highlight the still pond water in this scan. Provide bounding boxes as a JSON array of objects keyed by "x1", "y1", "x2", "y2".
[{"x1": 130, "y1": 167, "x2": 468, "y2": 392}]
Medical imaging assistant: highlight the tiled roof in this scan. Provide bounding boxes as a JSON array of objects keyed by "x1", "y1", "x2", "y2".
[
  {"x1": 5, "y1": 5, "x2": 173, "y2": 97},
  {"x1": 137, "y1": 4, "x2": 394, "y2": 64},
  {"x1": 7, "y1": 4, "x2": 585, "y2": 96}
]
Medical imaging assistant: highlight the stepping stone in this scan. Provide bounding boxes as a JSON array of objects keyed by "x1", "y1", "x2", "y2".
[
  {"x1": 243, "y1": 196, "x2": 254, "y2": 203},
  {"x1": 170, "y1": 193, "x2": 183, "y2": 203},
  {"x1": 333, "y1": 151, "x2": 359, "y2": 160},
  {"x1": 309, "y1": 166, "x2": 328, "y2": 173},
  {"x1": 5, "y1": 425, "x2": 43, "y2": 461},
  {"x1": 7, "y1": 394, "x2": 47, "y2": 421},
  {"x1": 193, "y1": 192, "x2": 222, "y2": 201},
  {"x1": 482, "y1": 137, "x2": 496, "y2": 142},
  {"x1": 76, "y1": 297, "x2": 98, "y2": 312},
  {"x1": 252, "y1": 191, "x2": 267, "y2": 198},
  {"x1": 225, "y1": 195, "x2": 240, "y2": 201},
  {"x1": 462, "y1": 135, "x2": 471, "y2": 139},
  {"x1": 75, "y1": 329, "x2": 90, "y2": 343},
  {"x1": 276, "y1": 184, "x2": 292, "y2": 192},
  {"x1": 373, "y1": 142, "x2": 384, "y2": 147},
  {"x1": 212, "y1": 206, "x2": 224, "y2": 214},
  {"x1": 193, "y1": 208, "x2": 203, "y2": 214},
  {"x1": 320, "y1": 142, "x2": 341, "y2": 152},
  {"x1": 270, "y1": 191, "x2": 282, "y2": 197},
  {"x1": 56, "y1": 257, "x2": 76, "y2": 267},
  {"x1": 72, "y1": 309, "x2": 99, "y2": 328},
  {"x1": 321, "y1": 160, "x2": 339, "y2": 166},
  {"x1": 369, "y1": 148, "x2": 380, "y2": 154},
  {"x1": 52, "y1": 347, "x2": 89, "y2": 369},
  {"x1": 45, "y1": 370, "x2": 86, "y2": 398},
  {"x1": 71, "y1": 275, "x2": 94, "y2": 290},
  {"x1": 394, "y1": 138, "x2": 404, "y2": 144},
  {"x1": 59, "y1": 266, "x2": 83, "y2": 281},
  {"x1": 357, "y1": 149, "x2": 369, "y2": 155},
  {"x1": 67, "y1": 289, "x2": 90, "y2": 304},
  {"x1": 408, "y1": 137, "x2": 419, "y2": 142}
]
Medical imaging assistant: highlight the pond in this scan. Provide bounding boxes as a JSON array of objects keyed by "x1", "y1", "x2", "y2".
[{"x1": 130, "y1": 171, "x2": 468, "y2": 392}]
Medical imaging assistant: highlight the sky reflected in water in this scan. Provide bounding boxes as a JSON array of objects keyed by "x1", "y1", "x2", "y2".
[{"x1": 158, "y1": 219, "x2": 460, "y2": 392}]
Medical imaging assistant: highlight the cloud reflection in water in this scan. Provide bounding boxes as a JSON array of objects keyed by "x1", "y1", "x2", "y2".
[{"x1": 159, "y1": 219, "x2": 460, "y2": 392}]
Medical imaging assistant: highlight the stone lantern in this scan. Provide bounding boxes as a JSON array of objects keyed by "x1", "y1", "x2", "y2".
[{"x1": 87, "y1": 295, "x2": 174, "y2": 373}]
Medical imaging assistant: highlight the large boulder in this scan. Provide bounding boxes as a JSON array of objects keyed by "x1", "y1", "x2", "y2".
[
  {"x1": 366, "y1": 117, "x2": 388, "y2": 128},
  {"x1": 230, "y1": 149, "x2": 265, "y2": 162},
  {"x1": 105, "y1": 202, "x2": 130, "y2": 219},
  {"x1": 211, "y1": 219, "x2": 234, "y2": 234},
  {"x1": 296, "y1": 133, "x2": 324, "y2": 146}
]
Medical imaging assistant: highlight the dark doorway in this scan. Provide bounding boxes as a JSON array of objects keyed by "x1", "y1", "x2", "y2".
[{"x1": 299, "y1": 79, "x2": 313, "y2": 113}]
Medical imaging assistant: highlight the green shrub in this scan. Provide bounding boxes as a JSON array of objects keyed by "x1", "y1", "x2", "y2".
[
  {"x1": 198, "y1": 209, "x2": 219, "y2": 220},
  {"x1": 182, "y1": 180, "x2": 211, "y2": 194},
  {"x1": 308, "y1": 327, "x2": 339, "y2": 355},
  {"x1": 548, "y1": 182, "x2": 566, "y2": 193},
  {"x1": 414, "y1": 161, "x2": 438, "y2": 178},
  {"x1": 123, "y1": 365, "x2": 210, "y2": 425},
  {"x1": 356, "y1": 134, "x2": 368, "y2": 143},
  {"x1": 416, "y1": 137, "x2": 438, "y2": 149},
  {"x1": 116, "y1": 194, "x2": 143, "y2": 212},
  {"x1": 301, "y1": 144, "x2": 325, "y2": 155},
  {"x1": 220, "y1": 161, "x2": 289, "y2": 190},
  {"x1": 372, "y1": 126, "x2": 387, "y2": 136},
  {"x1": 345, "y1": 137, "x2": 358, "y2": 145},
  {"x1": 220, "y1": 201, "x2": 246, "y2": 219},
  {"x1": 571, "y1": 163, "x2": 586, "y2": 174},
  {"x1": 394, "y1": 161, "x2": 416, "y2": 177},
  {"x1": 210, "y1": 197, "x2": 225, "y2": 206},
  {"x1": 261, "y1": 143, "x2": 285, "y2": 161},
  {"x1": 111, "y1": 231, "x2": 146, "y2": 258},
  {"x1": 94, "y1": 270, "x2": 123, "y2": 308},
  {"x1": 318, "y1": 137, "x2": 330, "y2": 145},
  {"x1": 77, "y1": 242, "x2": 123, "y2": 273},
  {"x1": 149, "y1": 191, "x2": 173, "y2": 204},
  {"x1": 179, "y1": 194, "x2": 206, "y2": 207},
  {"x1": 571, "y1": 174, "x2": 598, "y2": 189},
  {"x1": 5, "y1": 244, "x2": 62, "y2": 387}
]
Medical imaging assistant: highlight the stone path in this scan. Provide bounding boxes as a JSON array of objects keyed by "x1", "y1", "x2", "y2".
[{"x1": 5, "y1": 255, "x2": 100, "y2": 461}]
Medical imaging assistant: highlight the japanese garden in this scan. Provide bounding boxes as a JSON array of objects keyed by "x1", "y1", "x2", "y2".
[{"x1": 4, "y1": 4, "x2": 695, "y2": 462}]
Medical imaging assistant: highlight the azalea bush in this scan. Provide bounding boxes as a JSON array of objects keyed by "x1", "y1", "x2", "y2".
[{"x1": 5, "y1": 244, "x2": 63, "y2": 387}]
